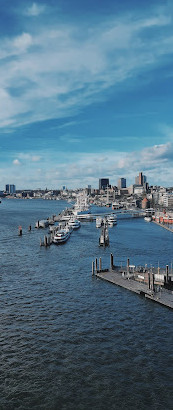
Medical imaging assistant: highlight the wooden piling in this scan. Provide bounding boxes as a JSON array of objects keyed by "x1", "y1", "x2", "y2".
[
  {"x1": 127, "y1": 258, "x2": 130, "y2": 274},
  {"x1": 99, "y1": 257, "x2": 102, "y2": 272},
  {"x1": 166, "y1": 265, "x2": 169, "y2": 283},
  {"x1": 28, "y1": 225, "x2": 31, "y2": 231},
  {"x1": 110, "y1": 253, "x2": 113, "y2": 270},
  {"x1": 95, "y1": 258, "x2": 98, "y2": 273},
  {"x1": 18, "y1": 226, "x2": 22, "y2": 236},
  {"x1": 92, "y1": 261, "x2": 95, "y2": 276},
  {"x1": 148, "y1": 272, "x2": 150, "y2": 289},
  {"x1": 44, "y1": 235, "x2": 47, "y2": 247}
]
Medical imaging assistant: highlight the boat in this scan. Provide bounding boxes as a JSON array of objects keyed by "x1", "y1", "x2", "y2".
[
  {"x1": 68, "y1": 218, "x2": 81, "y2": 230},
  {"x1": 106, "y1": 214, "x2": 117, "y2": 225},
  {"x1": 52, "y1": 228, "x2": 71, "y2": 244},
  {"x1": 144, "y1": 216, "x2": 152, "y2": 222},
  {"x1": 35, "y1": 220, "x2": 49, "y2": 228},
  {"x1": 96, "y1": 217, "x2": 103, "y2": 228}
]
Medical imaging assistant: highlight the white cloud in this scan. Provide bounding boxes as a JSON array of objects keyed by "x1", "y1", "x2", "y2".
[
  {"x1": 13, "y1": 33, "x2": 33, "y2": 52},
  {"x1": 18, "y1": 153, "x2": 41, "y2": 162},
  {"x1": 26, "y1": 3, "x2": 46, "y2": 17},
  {"x1": 13, "y1": 159, "x2": 21, "y2": 165},
  {"x1": 31, "y1": 155, "x2": 41, "y2": 162},
  {"x1": 1, "y1": 140, "x2": 172, "y2": 188},
  {"x1": 0, "y1": 5, "x2": 172, "y2": 128}
]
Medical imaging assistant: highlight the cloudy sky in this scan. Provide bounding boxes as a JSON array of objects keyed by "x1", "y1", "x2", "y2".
[{"x1": 0, "y1": 0, "x2": 173, "y2": 189}]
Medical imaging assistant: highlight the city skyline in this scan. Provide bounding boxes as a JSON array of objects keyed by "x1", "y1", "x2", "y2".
[{"x1": 1, "y1": 0, "x2": 173, "y2": 189}]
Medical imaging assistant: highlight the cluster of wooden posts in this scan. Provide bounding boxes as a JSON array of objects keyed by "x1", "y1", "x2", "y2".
[{"x1": 18, "y1": 225, "x2": 31, "y2": 236}]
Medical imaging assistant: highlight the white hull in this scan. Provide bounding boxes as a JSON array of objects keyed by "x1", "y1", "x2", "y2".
[
  {"x1": 96, "y1": 217, "x2": 103, "y2": 228},
  {"x1": 53, "y1": 230, "x2": 70, "y2": 244},
  {"x1": 144, "y1": 216, "x2": 152, "y2": 222},
  {"x1": 68, "y1": 219, "x2": 81, "y2": 229},
  {"x1": 106, "y1": 214, "x2": 117, "y2": 225}
]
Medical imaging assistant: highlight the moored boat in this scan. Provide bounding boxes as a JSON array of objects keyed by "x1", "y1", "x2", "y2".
[
  {"x1": 106, "y1": 214, "x2": 117, "y2": 225},
  {"x1": 52, "y1": 228, "x2": 71, "y2": 244},
  {"x1": 96, "y1": 217, "x2": 103, "y2": 228},
  {"x1": 68, "y1": 218, "x2": 81, "y2": 229},
  {"x1": 144, "y1": 216, "x2": 152, "y2": 222}
]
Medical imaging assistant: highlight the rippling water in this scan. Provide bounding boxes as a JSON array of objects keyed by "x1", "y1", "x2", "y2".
[{"x1": 0, "y1": 199, "x2": 173, "y2": 409}]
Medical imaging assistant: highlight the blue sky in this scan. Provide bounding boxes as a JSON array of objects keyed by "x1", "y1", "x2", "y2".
[{"x1": 0, "y1": 0, "x2": 173, "y2": 189}]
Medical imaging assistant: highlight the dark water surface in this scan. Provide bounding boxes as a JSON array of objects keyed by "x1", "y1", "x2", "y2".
[{"x1": 0, "y1": 199, "x2": 172, "y2": 410}]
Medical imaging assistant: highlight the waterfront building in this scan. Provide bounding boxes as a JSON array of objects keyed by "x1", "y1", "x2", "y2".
[
  {"x1": 99, "y1": 178, "x2": 109, "y2": 190},
  {"x1": 117, "y1": 178, "x2": 126, "y2": 189}
]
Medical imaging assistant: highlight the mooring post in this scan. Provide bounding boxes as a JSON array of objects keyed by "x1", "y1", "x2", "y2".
[
  {"x1": 148, "y1": 272, "x2": 150, "y2": 289},
  {"x1": 95, "y1": 258, "x2": 98, "y2": 273},
  {"x1": 44, "y1": 235, "x2": 47, "y2": 247},
  {"x1": 47, "y1": 236, "x2": 50, "y2": 246},
  {"x1": 18, "y1": 226, "x2": 22, "y2": 236},
  {"x1": 40, "y1": 238, "x2": 42, "y2": 246},
  {"x1": 127, "y1": 258, "x2": 130, "y2": 274},
  {"x1": 92, "y1": 261, "x2": 95, "y2": 276},
  {"x1": 99, "y1": 257, "x2": 102, "y2": 272},
  {"x1": 150, "y1": 273, "x2": 155, "y2": 291},
  {"x1": 166, "y1": 265, "x2": 169, "y2": 283},
  {"x1": 28, "y1": 225, "x2": 31, "y2": 231},
  {"x1": 110, "y1": 253, "x2": 114, "y2": 270}
]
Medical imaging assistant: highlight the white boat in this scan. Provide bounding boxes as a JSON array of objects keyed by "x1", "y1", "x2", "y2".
[
  {"x1": 52, "y1": 228, "x2": 70, "y2": 244},
  {"x1": 96, "y1": 217, "x2": 103, "y2": 228},
  {"x1": 106, "y1": 214, "x2": 117, "y2": 225},
  {"x1": 144, "y1": 216, "x2": 152, "y2": 222},
  {"x1": 68, "y1": 218, "x2": 81, "y2": 229},
  {"x1": 35, "y1": 220, "x2": 49, "y2": 228}
]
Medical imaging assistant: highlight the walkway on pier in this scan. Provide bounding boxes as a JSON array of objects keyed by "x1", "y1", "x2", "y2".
[{"x1": 95, "y1": 269, "x2": 173, "y2": 309}]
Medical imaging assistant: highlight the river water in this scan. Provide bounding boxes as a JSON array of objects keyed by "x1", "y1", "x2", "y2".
[{"x1": 0, "y1": 199, "x2": 172, "y2": 410}]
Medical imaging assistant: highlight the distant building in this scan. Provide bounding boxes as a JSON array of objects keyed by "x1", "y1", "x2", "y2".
[
  {"x1": 163, "y1": 193, "x2": 173, "y2": 208},
  {"x1": 135, "y1": 172, "x2": 147, "y2": 186},
  {"x1": 134, "y1": 185, "x2": 145, "y2": 195},
  {"x1": 99, "y1": 178, "x2": 109, "y2": 190},
  {"x1": 142, "y1": 197, "x2": 150, "y2": 209},
  {"x1": 117, "y1": 178, "x2": 126, "y2": 189},
  {"x1": 87, "y1": 185, "x2": 91, "y2": 194},
  {"x1": 5, "y1": 184, "x2": 16, "y2": 194}
]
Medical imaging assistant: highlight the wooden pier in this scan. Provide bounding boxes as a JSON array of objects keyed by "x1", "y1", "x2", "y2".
[{"x1": 92, "y1": 254, "x2": 173, "y2": 309}]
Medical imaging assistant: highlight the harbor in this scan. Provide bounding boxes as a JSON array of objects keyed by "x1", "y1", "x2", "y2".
[{"x1": 1, "y1": 198, "x2": 173, "y2": 410}]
